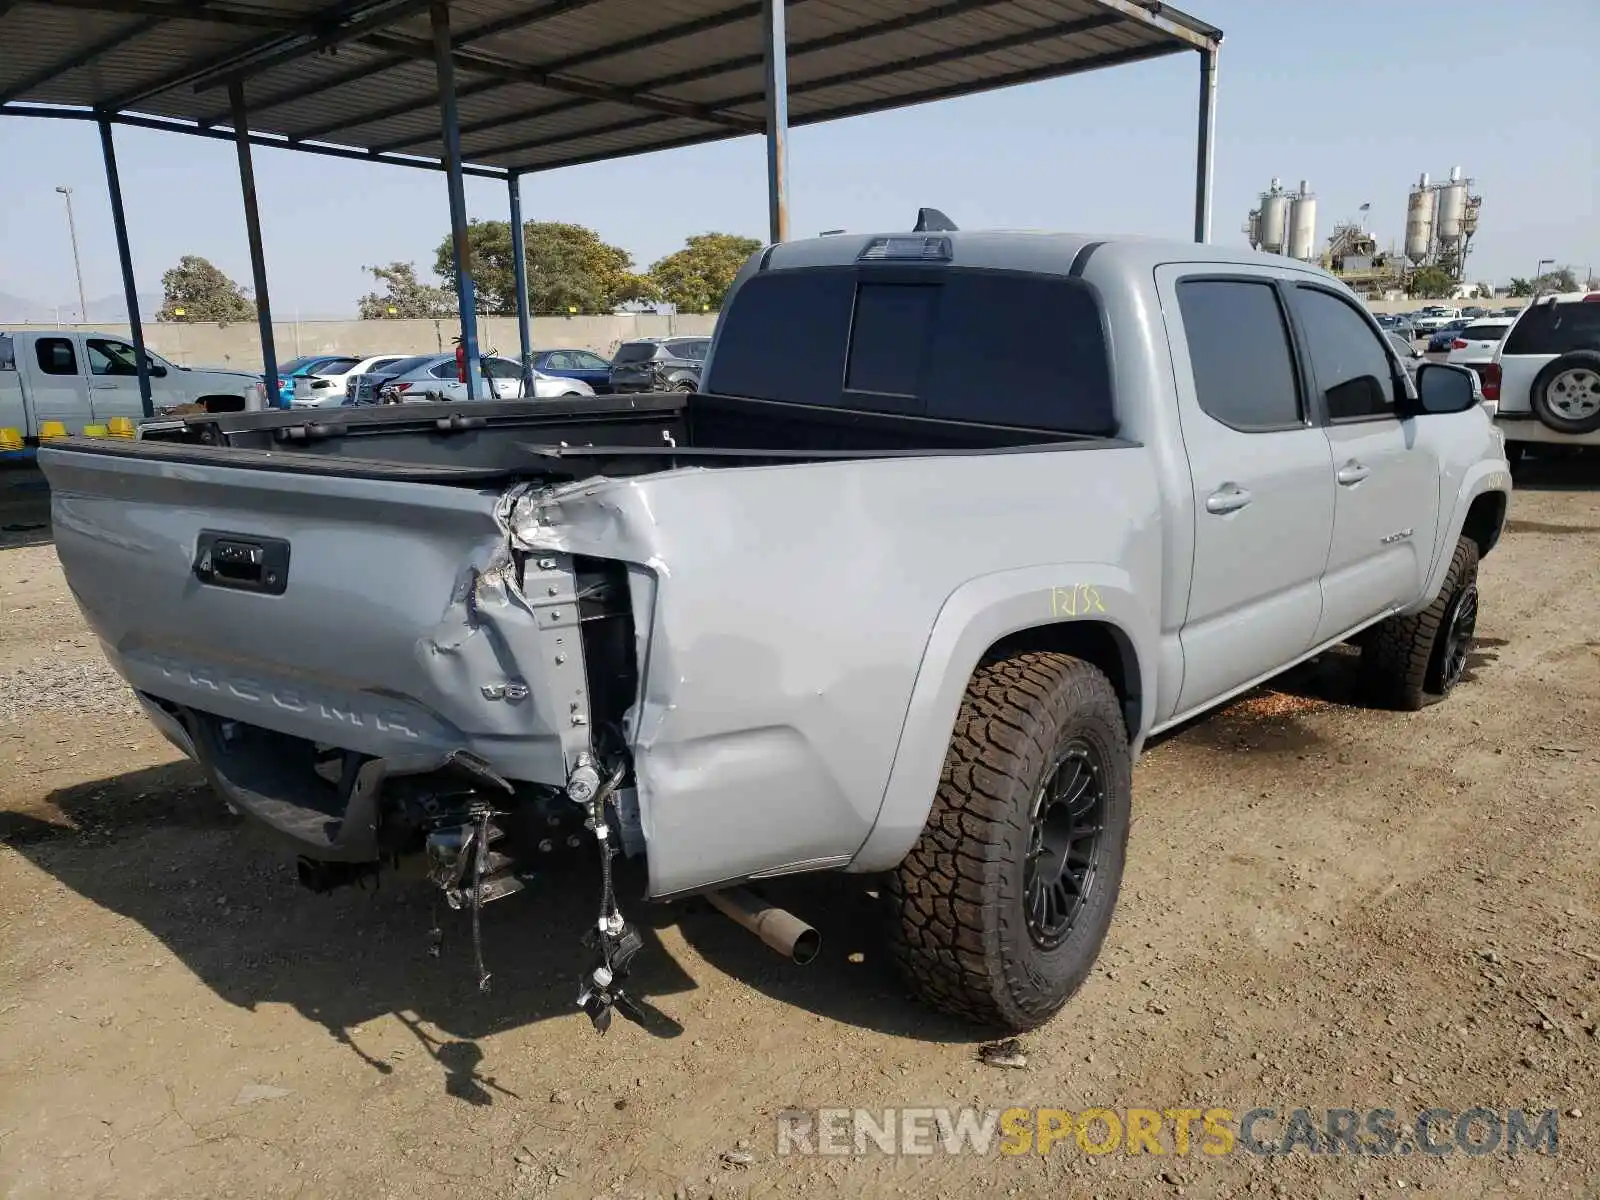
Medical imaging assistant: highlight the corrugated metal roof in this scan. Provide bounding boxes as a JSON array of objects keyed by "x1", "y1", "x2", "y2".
[{"x1": 0, "y1": 0, "x2": 1220, "y2": 176}]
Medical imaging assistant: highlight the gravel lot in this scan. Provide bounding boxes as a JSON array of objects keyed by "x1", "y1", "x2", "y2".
[{"x1": 1, "y1": 461, "x2": 1596, "y2": 1200}]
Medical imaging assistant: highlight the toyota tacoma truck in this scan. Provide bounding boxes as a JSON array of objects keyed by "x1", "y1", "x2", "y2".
[{"x1": 38, "y1": 220, "x2": 1511, "y2": 1035}]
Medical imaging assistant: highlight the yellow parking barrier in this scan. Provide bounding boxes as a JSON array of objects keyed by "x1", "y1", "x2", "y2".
[
  {"x1": 82, "y1": 423, "x2": 110, "y2": 437},
  {"x1": 107, "y1": 417, "x2": 138, "y2": 438},
  {"x1": 0, "y1": 427, "x2": 22, "y2": 451},
  {"x1": 37, "y1": 420, "x2": 67, "y2": 440}
]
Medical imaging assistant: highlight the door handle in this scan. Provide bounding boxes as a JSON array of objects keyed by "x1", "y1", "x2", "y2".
[
  {"x1": 1337, "y1": 460, "x2": 1371, "y2": 486},
  {"x1": 91, "y1": 382, "x2": 118, "y2": 390},
  {"x1": 1204, "y1": 484, "x2": 1254, "y2": 514}
]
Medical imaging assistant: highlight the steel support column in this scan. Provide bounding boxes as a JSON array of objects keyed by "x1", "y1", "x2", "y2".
[
  {"x1": 432, "y1": 0, "x2": 482, "y2": 401},
  {"x1": 1193, "y1": 47, "x2": 1217, "y2": 243},
  {"x1": 97, "y1": 118, "x2": 152, "y2": 418},
  {"x1": 508, "y1": 171, "x2": 534, "y2": 394},
  {"x1": 761, "y1": 0, "x2": 789, "y2": 244},
  {"x1": 229, "y1": 82, "x2": 279, "y2": 403}
]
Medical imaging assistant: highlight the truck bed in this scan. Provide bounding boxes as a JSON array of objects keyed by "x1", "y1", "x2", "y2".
[{"x1": 38, "y1": 392, "x2": 1153, "y2": 897}]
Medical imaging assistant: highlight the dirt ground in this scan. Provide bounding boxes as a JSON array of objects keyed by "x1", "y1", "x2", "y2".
[{"x1": 1, "y1": 460, "x2": 1596, "y2": 1200}]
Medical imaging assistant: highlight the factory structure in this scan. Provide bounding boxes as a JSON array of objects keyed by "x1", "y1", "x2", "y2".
[{"x1": 1243, "y1": 167, "x2": 1482, "y2": 297}]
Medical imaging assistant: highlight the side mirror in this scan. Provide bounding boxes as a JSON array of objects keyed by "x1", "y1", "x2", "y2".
[
  {"x1": 148, "y1": 364, "x2": 168, "y2": 378},
  {"x1": 1409, "y1": 362, "x2": 1481, "y2": 415}
]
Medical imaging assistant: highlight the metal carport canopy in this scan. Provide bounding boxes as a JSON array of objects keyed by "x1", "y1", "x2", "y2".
[{"x1": 0, "y1": 0, "x2": 1221, "y2": 413}]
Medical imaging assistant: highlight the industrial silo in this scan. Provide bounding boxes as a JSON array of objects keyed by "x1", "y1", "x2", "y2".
[
  {"x1": 1242, "y1": 209, "x2": 1262, "y2": 249},
  {"x1": 1436, "y1": 165, "x2": 1468, "y2": 249},
  {"x1": 1286, "y1": 180, "x2": 1317, "y2": 260},
  {"x1": 1259, "y1": 179, "x2": 1290, "y2": 255},
  {"x1": 1404, "y1": 172, "x2": 1435, "y2": 264}
]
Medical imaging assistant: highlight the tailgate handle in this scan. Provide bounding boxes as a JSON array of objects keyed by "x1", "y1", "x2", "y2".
[{"x1": 194, "y1": 530, "x2": 290, "y2": 595}]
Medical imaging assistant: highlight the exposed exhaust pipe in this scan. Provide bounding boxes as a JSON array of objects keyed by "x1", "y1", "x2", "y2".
[{"x1": 706, "y1": 887, "x2": 821, "y2": 965}]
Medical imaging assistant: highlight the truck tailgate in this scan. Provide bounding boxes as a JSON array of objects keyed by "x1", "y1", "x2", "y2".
[{"x1": 40, "y1": 442, "x2": 583, "y2": 788}]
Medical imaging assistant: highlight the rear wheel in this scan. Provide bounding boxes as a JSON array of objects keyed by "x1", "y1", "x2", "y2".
[
  {"x1": 1359, "y1": 536, "x2": 1480, "y2": 711},
  {"x1": 885, "y1": 652, "x2": 1131, "y2": 1031}
]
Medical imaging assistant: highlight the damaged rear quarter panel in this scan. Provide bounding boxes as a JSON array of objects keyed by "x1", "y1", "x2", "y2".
[{"x1": 511, "y1": 445, "x2": 1161, "y2": 899}]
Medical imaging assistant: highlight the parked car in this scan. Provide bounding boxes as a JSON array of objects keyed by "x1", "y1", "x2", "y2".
[
  {"x1": 1410, "y1": 307, "x2": 1462, "y2": 335},
  {"x1": 1446, "y1": 318, "x2": 1514, "y2": 367},
  {"x1": 0, "y1": 329, "x2": 267, "y2": 443},
  {"x1": 291, "y1": 353, "x2": 409, "y2": 408},
  {"x1": 532, "y1": 349, "x2": 614, "y2": 393},
  {"x1": 1460, "y1": 307, "x2": 1488, "y2": 319},
  {"x1": 349, "y1": 352, "x2": 595, "y2": 404},
  {"x1": 1386, "y1": 331, "x2": 1425, "y2": 377},
  {"x1": 1489, "y1": 291, "x2": 1600, "y2": 463},
  {"x1": 37, "y1": 223, "x2": 1509, "y2": 1036},
  {"x1": 1427, "y1": 319, "x2": 1473, "y2": 353},
  {"x1": 1495, "y1": 306, "x2": 1523, "y2": 318},
  {"x1": 609, "y1": 336, "x2": 710, "y2": 393},
  {"x1": 275, "y1": 354, "x2": 354, "y2": 407}
]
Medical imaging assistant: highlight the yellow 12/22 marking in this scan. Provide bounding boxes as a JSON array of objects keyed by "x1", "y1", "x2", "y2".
[{"x1": 1050, "y1": 585, "x2": 1106, "y2": 617}]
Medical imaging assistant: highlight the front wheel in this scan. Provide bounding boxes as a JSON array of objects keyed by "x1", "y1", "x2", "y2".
[
  {"x1": 1359, "y1": 536, "x2": 1480, "y2": 711},
  {"x1": 885, "y1": 652, "x2": 1132, "y2": 1032}
]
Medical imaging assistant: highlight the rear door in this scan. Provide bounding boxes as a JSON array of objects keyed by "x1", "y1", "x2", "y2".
[
  {"x1": 1158, "y1": 270, "x2": 1336, "y2": 713},
  {"x1": 1284, "y1": 283, "x2": 1441, "y2": 642},
  {"x1": 25, "y1": 334, "x2": 92, "y2": 433}
]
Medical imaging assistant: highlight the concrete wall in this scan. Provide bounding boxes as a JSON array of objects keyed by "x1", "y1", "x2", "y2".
[{"x1": 0, "y1": 313, "x2": 720, "y2": 373}]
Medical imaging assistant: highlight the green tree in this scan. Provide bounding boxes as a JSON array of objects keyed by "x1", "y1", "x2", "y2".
[
  {"x1": 1406, "y1": 265, "x2": 1455, "y2": 300},
  {"x1": 434, "y1": 220, "x2": 653, "y2": 315},
  {"x1": 357, "y1": 262, "x2": 453, "y2": 319},
  {"x1": 1508, "y1": 277, "x2": 1534, "y2": 297},
  {"x1": 158, "y1": 255, "x2": 254, "y2": 324},
  {"x1": 648, "y1": 232, "x2": 763, "y2": 313}
]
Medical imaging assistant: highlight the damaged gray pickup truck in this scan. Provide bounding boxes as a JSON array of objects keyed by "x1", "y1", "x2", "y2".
[{"x1": 39, "y1": 221, "x2": 1512, "y2": 1035}]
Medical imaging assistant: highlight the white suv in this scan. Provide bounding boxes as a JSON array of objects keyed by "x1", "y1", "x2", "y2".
[{"x1": 1488, "y1": 291, "x2": 1600, "y2": 463}]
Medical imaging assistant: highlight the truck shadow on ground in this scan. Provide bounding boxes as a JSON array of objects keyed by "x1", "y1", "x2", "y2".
[
  {"x1": 1510, "y1": 451, "x2": 1600, "y2": 494},
  {"x1": 4, "y1": 764, "x2": 984, "y2": 1099}
]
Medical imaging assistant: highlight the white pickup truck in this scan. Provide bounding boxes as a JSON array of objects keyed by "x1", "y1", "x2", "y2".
[{"x1": 0, "y1": 329, "x2": 268, "y2": 443}]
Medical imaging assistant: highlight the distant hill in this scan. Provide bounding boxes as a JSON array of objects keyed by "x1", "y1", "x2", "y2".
[{"x1": 0, "y1": 290, "x2": 160, "y2": 324}]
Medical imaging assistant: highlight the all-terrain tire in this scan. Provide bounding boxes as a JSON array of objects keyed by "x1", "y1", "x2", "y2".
[
  {"x1": 884, "y1": 652, "x2": 1132, "y2": 1032},
  {"x1": 1359, "y1": 536, "x2": 1480, "y2": 712}
]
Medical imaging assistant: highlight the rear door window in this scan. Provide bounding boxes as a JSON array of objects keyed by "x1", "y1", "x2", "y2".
[
  {"x1": 1458, "y1": 324, "x2": 1509, "y2": 343},
  {"x1": 706, "y1": 267, "x2": 1115, "y2": 434},
  {"x1": 1502, "y1": 301, "x2": 1600, "y2": 356},
  {"x1": 35, "y1": 337, "x2": 79, "y2": 376}
]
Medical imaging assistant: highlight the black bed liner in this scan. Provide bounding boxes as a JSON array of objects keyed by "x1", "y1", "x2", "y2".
[{"x1": 43, "y1": 392, "x2": 1138, "y2": 484}]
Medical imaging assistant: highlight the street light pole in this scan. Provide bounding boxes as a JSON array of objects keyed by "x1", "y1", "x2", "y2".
[
  {"x1": 1534, "y1": 258, "x2": 1554, "y2": 296},
  {"x1": 55, "y1": 186, "x2": 89, "y2": 324}
]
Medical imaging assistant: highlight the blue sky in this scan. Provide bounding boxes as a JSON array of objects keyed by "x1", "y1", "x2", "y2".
[{"x1": 0, "y1": 0, "x2": 1594, "y2": 316}]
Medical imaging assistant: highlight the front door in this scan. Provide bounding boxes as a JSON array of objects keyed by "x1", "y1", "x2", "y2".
[
  {"x1": 1158, "y1": 269, "x2": 1337, "y2": 716},
  {"x1": 24, "y1": 335, "x2": 91, "y2": 433},
  {"x1": 84, "y1": 336, "x2": 147, "y2": 423},
  {"x1": 1284, "y1": 285, "x2": 1443, "y2": 641}
]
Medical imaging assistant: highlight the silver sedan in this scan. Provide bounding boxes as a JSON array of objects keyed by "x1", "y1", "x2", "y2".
[{"x1": 348, "y1": 353, "x2": 596, "y2": 404}]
